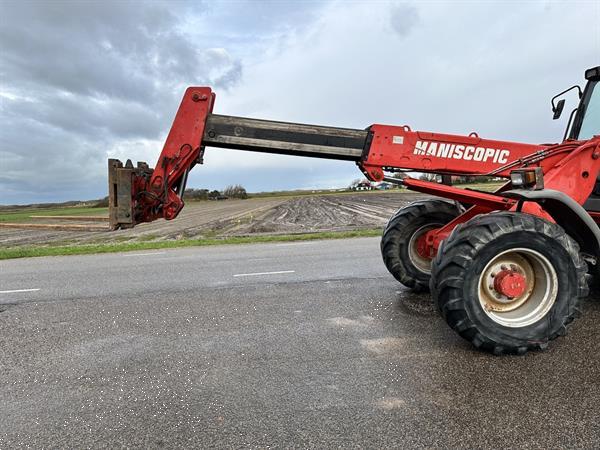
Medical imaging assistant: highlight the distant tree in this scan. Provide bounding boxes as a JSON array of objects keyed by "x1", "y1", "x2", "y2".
[
  {"x1": 454, "y1": 176, "x2": 496, "y2": 184},
  {"x1": 184, "y1": 188, "x2": 209, "y2": 200},
  {"x1": 208, "y1": 190, "x2": 222, "y2": 200},
  {"x1": 223, "y1": 184, "x2": 248, "y2": 199},
  {"x1": 473, "y1": 176, "x2": 496, "y2": 184},
  {"x1": 418, "y1": 173, "x2": 437, "y2": 182},
  {"x1": 348, "y1": 178, "x2": 362, "y2": 189},
  {"x1": 95, "y1": 196, "x2": 109, "y2": 207},
  {"x1": 387, "y1": 172, "x2": 407, "y2": 189}
]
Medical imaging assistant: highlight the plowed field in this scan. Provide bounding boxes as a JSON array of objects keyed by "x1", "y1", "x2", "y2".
[{"x1": 1, "y1": 191, "x2": 428, "y2": 248}]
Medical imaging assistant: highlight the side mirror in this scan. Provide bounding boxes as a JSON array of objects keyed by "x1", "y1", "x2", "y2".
[
  {"x1": 552, "y1": 98, "x2": 565, "y2": 120},
  {"x1": 551, "y1": 85, "x2": 582, "y2": 121}
]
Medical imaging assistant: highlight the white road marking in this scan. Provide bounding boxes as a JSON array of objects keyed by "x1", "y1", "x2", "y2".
[
  {"x1": 123, "y1": 252, "x2": 166, "y2": 257},
  {"x1": 0, "y1": 288, "x2": 40, "y2": 294},
  {"x1": 276, "y1": 242, "x2": 317, "y2": 247},
  {"x1": 233, "y1": 270, "x2": 295, "y2": 277}
]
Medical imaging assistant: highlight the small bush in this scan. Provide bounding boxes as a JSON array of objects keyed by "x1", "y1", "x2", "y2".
[
  {"x1": 95, "y1": 196, "x2": 109, "y2": 207},
  {"x1": 208, "y1": 190, "x2": 222, "y2": 200},
  {"x1": 184, "y1": 188, "x2": 209, "y2": 200},
  {"x1": 223, "y1": 184, "x2": 248, "y2": 199}
]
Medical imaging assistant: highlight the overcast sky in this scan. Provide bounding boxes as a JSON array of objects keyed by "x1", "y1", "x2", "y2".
[{"x1": 1, "y1": 0, "x2": 599, "y2": 204}]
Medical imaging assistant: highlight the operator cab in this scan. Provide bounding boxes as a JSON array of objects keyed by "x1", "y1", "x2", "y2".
[
  {"x1": 553, "y1": 67, "x2": 600, "y2": 212},
  {"x1": 577, "y1": 67, "x2": 600, "y2": 213},
  {"x1": 577, "y1": 67, "x2": 599, "y2": 213},
  {"x1": 552, "y1": 66, "x2": 600, "y2": 141},
  {"x1": 569, "y1": 66, "x2": 600, "y2": 141}
]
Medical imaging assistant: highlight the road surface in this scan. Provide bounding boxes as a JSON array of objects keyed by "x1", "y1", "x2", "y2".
[{"x1": 1, "y1": 238, "x2": 599, "y2": 448}]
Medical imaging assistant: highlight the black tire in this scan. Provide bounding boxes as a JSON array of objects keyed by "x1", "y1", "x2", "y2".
[
  {"x1": 588, "y1": 263, "x2": 600, "y2": 290},
  {"x1": 431, "y1": 212, "x2": 589, "y2": 355},
  {"x1": 381, "y1": 200, "x2": 459, "y2": 291}
]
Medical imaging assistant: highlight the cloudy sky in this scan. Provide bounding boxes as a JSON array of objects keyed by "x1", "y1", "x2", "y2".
[{"x1": 1, "y1": 0, "x2": 598, "y2": 204}]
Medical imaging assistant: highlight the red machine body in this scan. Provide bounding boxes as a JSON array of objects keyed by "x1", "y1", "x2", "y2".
[{"x1": 110, "y1": 86, "x2": 599, "y2": 261}]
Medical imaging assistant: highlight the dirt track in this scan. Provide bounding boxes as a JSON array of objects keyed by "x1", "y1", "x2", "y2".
[{"x1": 0, "y1": 191, "x2": 428, "y2": 248}]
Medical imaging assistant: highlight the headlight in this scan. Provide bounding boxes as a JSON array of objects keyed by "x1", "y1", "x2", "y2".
[{"x1": 510, "y1": 168, "x2": 544, "y2": 190}]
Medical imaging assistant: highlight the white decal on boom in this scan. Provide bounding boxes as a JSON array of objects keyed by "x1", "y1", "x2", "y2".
[{"x1": 413, "y1": 140, "x2": 510, "y2": 164}]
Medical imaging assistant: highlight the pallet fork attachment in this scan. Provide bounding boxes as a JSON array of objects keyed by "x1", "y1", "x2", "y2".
[{"x1": 108, "y1": 159, "x2": 152, "y2": 230}]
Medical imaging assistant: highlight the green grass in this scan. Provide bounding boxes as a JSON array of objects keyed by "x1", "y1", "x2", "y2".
[
  {"x1": 0, "y1": 229, "x2": 382, "y2": 260},
  {"x1": 454, "y1": 182, "x2": 504, "y2": 192},
  {"x1": 0, "y1": 206, "x2": 108, "y2": 223}
]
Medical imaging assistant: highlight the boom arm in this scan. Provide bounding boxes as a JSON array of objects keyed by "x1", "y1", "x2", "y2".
[{"x1": 108, "y1": 86, "x2": 599, "y2": 231}]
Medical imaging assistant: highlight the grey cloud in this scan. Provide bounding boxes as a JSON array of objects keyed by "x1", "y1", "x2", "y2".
[
  {"x1": 0, "y1": 0, "x2": 245, "y2": 203},
  {"x1": 3, "y1": 94, "x2": 163, "y2": 140},
  {"x1": 1, "y1": 2, "x2": 164, "y2": 99},
  {"x1": 205, "y1": 50, "x2": 244, "y2": 89},
  {"x1": 389, "y1": 3, "x2": 420, "y2": 38},
  {"x1": 1, "y1": 1, "x2": 240, "y2": 98},
  {"x1": 0, "y1": 117, "x2": 107, "y2": 197}
]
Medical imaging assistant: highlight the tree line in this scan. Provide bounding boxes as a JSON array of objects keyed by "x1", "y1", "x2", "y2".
[{"x1": 184, "y1": 184, "x2": 248, "y2": 200}]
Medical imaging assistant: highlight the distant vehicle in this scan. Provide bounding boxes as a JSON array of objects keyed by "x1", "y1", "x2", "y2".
[{"x1": 353, "y1": 182, "x2": 373, "y2": 191}]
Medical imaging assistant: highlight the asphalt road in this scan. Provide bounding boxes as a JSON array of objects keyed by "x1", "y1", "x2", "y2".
[{"x1": 1, "y1": 237, "x2": 599, "y2": 448}]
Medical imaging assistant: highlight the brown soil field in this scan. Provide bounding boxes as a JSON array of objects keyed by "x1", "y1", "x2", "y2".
[{"x1": 0, "y1": 191, "x2": 428, "y2": 248}]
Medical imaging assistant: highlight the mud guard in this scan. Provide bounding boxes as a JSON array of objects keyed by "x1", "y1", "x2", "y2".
[{"x1": 503, "y1": 189, "x2": 600, "y2": 258}]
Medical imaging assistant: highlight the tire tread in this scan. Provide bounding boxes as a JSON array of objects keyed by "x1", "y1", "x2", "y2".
[
  {"x1": 431, "y1": 212, "x2": 588, "y2": 355},
  {"x1": 381, "y1": 200, "x2": 459, "y2": 291}
]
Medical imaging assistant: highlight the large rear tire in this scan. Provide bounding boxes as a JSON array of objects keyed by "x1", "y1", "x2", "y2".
[
  {"x1": 431, "y1": 212, "x2": 589, "y2": 355},
  {"x1": 381, "y1": 200, "x2": 459, "y2": 291}
]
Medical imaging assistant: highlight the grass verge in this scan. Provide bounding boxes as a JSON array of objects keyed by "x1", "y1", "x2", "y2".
[
  {"x1": 0, "y1": 206, "x2": 108, "y2": 223},
  {"x1": 0, "y1": 229, "x2": 382, "y2": 260}
]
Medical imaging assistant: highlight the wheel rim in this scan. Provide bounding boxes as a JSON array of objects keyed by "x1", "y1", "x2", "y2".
[
  {"x1": 407, "y1": 224, "x2": 443, "y2": 274},
  {"x1": 478, "y1": 248, "x2": 558, "y2": 328}
]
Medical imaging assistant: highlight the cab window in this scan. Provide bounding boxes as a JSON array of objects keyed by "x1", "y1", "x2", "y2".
[{"x1": 579, "y1": 81, "x2": 599, "y2": 140}]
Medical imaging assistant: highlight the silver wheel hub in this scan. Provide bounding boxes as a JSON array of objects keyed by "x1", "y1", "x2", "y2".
[
  {"x1": 408, "y1": 224, "x2": 443, "y2": 274},
  {"x1": 478, "y1": 248, "x2": 558, "y2": 328}
]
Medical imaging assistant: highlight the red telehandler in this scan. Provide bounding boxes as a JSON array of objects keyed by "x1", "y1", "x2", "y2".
[{"x1": 109, "y1": 67, "x2": 600, "y2": 355}]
